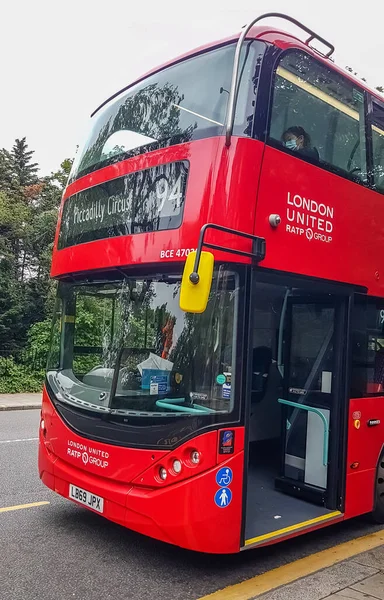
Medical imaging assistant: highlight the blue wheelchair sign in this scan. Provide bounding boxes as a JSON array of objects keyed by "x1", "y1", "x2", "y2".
[
  {"x1": 215, "y1": 466, "x2": 233, "y2": 487},
  {"x1": 214, "y1": 487, "x2": 232, "y2": 508}
]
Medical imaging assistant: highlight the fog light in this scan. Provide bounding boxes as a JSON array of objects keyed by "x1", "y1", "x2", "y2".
[
  {"x1": 159, "y1": 467, "x2": 167, "y2": 481},
  {"x1": 40, "y1": 419, "x2": 45, "y2": 431},
  {"x1": 191, "y1": 450, "x2": 200, "y2": 464},
  {"x1": 173, "y1": 459, "x2": 182, "y2": 474}
]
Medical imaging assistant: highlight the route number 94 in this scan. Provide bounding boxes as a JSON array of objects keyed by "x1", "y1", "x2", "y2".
[{"x1": 156, "y1": 175, "x2": 183, "y2": 212}]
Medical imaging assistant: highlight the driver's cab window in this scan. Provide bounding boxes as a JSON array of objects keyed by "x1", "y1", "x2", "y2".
[{"x1": 269, "y1": 50, "x2": 367, "y2": 182}]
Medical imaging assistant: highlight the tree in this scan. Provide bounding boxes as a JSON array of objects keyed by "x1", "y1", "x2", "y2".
[
  {"x1": 0, "y1": 149, "x2": 13, "y2": 193},
  {"x1": 24, "y1": 158, "x2": 73, "y2": 285},
  {"x1": 50, "y1": 157, "x2": 73, "y2": 189},
  {"x1": 11, "y1": 137, "x2": 39, "y2": 188},
  {"x1": 0, "y1": 189, "x2": 29, "y2": 277},
  {"x1": 0, "y1": 254, "x2": 24, "y2": 350},
  {"x1": 0, "y1": 139, "x2": 73, "y2": 354}
]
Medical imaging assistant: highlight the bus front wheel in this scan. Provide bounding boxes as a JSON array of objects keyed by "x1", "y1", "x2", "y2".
[{"x1": 371, "y1": 451, "x2": 384, "y2": 524}]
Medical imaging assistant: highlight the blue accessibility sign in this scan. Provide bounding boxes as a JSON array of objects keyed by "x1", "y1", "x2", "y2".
[
  {"x1": 216, "y1": 466, "x2": 233, "y2": 487},
  {"x1": 214, "y1": 487, "x2": 232, "y2": 508}
]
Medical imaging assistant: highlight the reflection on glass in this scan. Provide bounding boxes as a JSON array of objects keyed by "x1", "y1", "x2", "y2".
[
  {"x1": 372, "y1": 104, "x2": 384, "y2": 192},
  {"x1": 270, "y1": 51, "x2": 367, "y2": 179},
  {"x1": 351, "y1": 297, "x2": 384, "y2": 396},
  {"x1": 47, "y1": 267, "x2": 239, "y2": 416},
  {"x1": 101, "y1": 130, "x2": 157, "y2": 159},
  {"x1": 69, "y1": 41, "x2": 264, "y2": 182}
]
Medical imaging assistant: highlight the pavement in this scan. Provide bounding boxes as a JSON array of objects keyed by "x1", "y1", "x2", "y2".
[
  {"x1": 255, "y1": 545, "x2": 384, "y2": 600},
  {"x1": 0, "y1": 392, "x2": 42, "y2": 410}
]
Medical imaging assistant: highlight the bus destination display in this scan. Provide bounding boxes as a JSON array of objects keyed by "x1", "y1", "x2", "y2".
[{"x1": 58, "y1": 161, "x2": 189, "y2": 249}]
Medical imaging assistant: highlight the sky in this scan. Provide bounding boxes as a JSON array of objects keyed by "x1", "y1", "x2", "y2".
[{"x1": 1, "y1": 0, "x2": 383, "y2": 175}]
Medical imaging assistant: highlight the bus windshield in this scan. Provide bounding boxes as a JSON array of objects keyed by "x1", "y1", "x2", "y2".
[
  {"x1": 69, "y1": 40, "x2": 264, "y2": 182},
  {"x1": 47, "y1": 267, "x2": 239, "y2": 417}
]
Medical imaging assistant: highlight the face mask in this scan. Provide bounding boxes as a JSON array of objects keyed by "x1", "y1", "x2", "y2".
[{"x1": 285, "y1": 139, "x2": 297, "y2": 150}]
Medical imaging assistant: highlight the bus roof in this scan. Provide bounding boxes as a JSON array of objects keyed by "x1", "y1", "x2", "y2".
[{"x1": 92, "y1": 23, "x2": 383, "y2": 118}]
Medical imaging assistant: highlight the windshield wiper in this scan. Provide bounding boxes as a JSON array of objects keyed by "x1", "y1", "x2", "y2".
[{"x1": 172, "y1": 104, "x2": 224, "y2": 126}]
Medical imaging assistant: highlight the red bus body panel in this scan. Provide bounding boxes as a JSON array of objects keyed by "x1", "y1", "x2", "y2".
[
  {"x1": 255, "y1": 146, "x2": 384, "y2": 295},
  {"x1": 345, "y1": 398, "x2": 384, "y2": 518},
  {"x1": 39, "y1": 389, "x2": 245, "y2": 553}
]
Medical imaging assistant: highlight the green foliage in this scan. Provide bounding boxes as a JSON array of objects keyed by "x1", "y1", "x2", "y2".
[
  {"x1": 0, "y1": 254, "x2": 25, "y2": 349},
  {"x1": 11, "y1": 137, "x2": 39, "y2": 188},
  {"x1": 0, "y1": 138, "x2": 73, "y2": 391},
  {"x1": 0, "y1": 149, "x2": 13, "y2": 193},
  {"x1": 74, "y1": 295, "x2": 108, "y2": 346},
  {"x1": 0, "y1": 356, "x2": 44, "y2": 393},
  {"x1": 27, "y1": 318, "x2": 53, "y2": 356}
]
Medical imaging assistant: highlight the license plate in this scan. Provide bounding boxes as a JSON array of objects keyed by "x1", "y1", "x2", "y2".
[{"x1": 69, "y1": 484, "x2": 104, "y2": 513}]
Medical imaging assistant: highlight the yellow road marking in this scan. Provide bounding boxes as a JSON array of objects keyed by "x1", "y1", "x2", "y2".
[
  {"x1": 198, "y1": 529, "x2": 384, "y2": 600},
  {"x1": 0, "y1": 501, "x2": 50, "y2": 514},
  {"x1": 245, "y1": 511, "x2": 342, "y2": 546}
]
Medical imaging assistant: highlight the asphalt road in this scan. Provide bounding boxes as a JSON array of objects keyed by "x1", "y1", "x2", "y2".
[{"x1": 1, "y1": 410, "x2": 383, "y2": 600}]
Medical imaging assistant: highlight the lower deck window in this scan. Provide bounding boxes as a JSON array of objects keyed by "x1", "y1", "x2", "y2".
[{"x1": 351, "y1": 295, "x2": 384, "y2": 397}]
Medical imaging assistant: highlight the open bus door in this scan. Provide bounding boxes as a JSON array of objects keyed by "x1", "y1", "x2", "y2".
[
  {"x1": 276, "y1": 295, "x2": 345, "y2": 505},
  {"x1": 244, "y1": 281, "x2": 348, "y2": 548}
]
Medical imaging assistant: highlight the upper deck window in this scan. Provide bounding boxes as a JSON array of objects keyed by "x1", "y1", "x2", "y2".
[
  {"x1": 371, "y1": 102, "x2": 384, "y2": 193},
  {"x1": 269, "y1": 50, "x2": 367, "y2": 183},
  {"x1": 69, "y1": 41, "x2": 265, "y2": 183}
]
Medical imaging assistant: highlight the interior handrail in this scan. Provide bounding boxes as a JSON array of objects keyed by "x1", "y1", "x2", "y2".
[
  {"x1": 156, "y1": 399, "x2": 215, "y2": 414},
  {"x1": 278, "y1": 398, "x2": 329, "y2": 466}
]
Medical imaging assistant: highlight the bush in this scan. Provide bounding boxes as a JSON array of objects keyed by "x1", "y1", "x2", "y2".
[
  {"x1": 27, "y1": 319, "x2": 52, "y2": 356},
  {"x1": 0, "y1": 356, "x2": 44, "y2": 393}
]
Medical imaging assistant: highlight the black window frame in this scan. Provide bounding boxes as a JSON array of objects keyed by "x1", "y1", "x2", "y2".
[
  {"x1": 366, "y1": 96, "x2": 384, "y2": 195},
  {"x1": 265, "y1": 48, "x2": 371, "y2": 188},
  {"x1": 351, "y1": 293, "x2": 384, "y2": 399}
]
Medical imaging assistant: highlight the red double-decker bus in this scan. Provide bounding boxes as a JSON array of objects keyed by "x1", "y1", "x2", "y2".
[{"x1": 39, "y1": 13, "x2": 384, "y2": 553}]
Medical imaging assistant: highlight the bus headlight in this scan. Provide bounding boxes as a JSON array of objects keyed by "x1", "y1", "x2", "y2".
[
  {"x1": 172, "y1": 459, "x2": 182, "y2": 474},
  {"x1": 159, "y1": 467, "x2": 167, "y2": 481},
  {"x1": 40, "y1": 419, "x2": 46, "y2": 437},
  {"x1": 191, "y1": 450, "x2": 200, "y2": 464}
]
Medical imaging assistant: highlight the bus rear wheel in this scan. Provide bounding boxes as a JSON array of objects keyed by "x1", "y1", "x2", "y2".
[{"x1": 371, "y1": 453, "x2": 384, "y2": 524}]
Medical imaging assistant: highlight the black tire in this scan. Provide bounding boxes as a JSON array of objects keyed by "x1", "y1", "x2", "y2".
[{"x1": 371, "y1": 452, "x2": 384, "y2": 524}]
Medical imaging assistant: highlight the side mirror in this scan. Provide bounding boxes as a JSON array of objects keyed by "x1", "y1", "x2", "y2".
[{"x1": 179, "y1": 251, "x2": 214, "y2": 313}]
